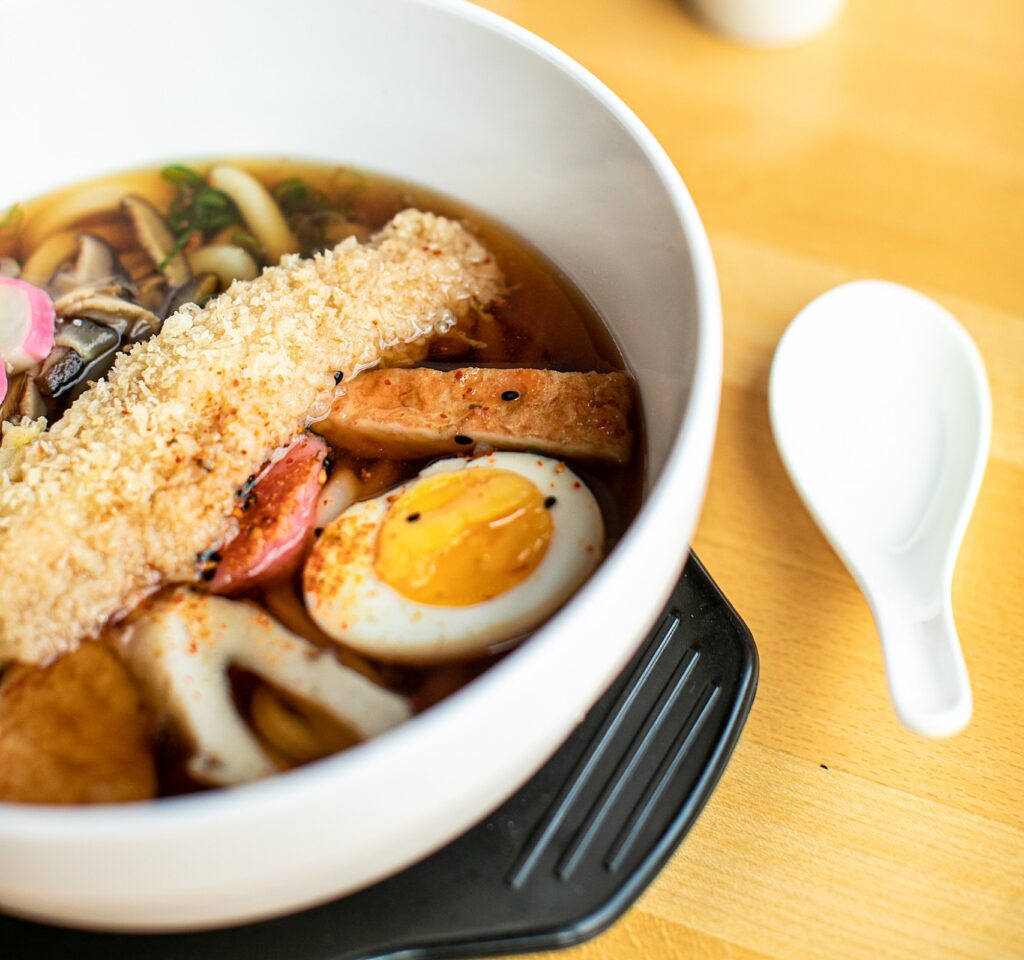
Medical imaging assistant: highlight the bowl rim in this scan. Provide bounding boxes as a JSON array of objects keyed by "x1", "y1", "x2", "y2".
[{"x1": 0, "y1": 0, "x2": 721, "y2": 839}]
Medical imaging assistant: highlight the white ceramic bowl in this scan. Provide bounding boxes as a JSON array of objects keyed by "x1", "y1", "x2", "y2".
[{"x1": 0, "y1": 0, "x2": 720, "y2": 931}]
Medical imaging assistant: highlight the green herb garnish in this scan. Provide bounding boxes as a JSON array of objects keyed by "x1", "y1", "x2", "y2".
[
  {"x1": 272, "y1": 177, "x2": 333, "y2": 253},
  {"x1": 161, "y1": 164, "x2": 206, "y2": 187},
  {"x1": 272, "y1": 175, "x2": 365, "y2": 255},
  {"x1": 230, "y1": 229, "x2": 262, "y2": 259},
  {"x1": 272, "y1": 177, "x2": 331, "y2": 217},
  {"x1": 0, "y1": 203, "x2": 24, "y2": 241},
  {"x1": 158, "y1": 164, "x2": 247, "y2": 269}
]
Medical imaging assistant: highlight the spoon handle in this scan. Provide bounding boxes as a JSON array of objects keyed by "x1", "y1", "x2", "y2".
[{"x1": 873, "y1": 599, "x2": 972, "y2": 738}]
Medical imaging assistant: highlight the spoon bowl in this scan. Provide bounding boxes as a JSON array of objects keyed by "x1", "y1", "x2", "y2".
[{"x1": 770, "y1": 280, "x2": 991, "y2": 737}]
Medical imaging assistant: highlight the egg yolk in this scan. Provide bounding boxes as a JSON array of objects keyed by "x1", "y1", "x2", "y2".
[{"x1": 375, "y1": 468, "x2": 553, "y2": 606}]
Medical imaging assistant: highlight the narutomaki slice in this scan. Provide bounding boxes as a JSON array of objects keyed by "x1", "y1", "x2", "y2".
[
  {"x1": 209, "y1": 436, "x2": 328, "y2": 593},
  {"x1": 0, "y1": 276, "x2": 55, "y2": 375}
]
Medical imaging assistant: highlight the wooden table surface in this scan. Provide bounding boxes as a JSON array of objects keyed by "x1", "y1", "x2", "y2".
[{"x1": 471, "y1": 1, "x2": 1024, "y2": 957}]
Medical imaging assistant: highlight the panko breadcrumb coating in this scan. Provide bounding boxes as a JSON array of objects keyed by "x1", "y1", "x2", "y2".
[{"x1": 0, "y1": 210, "x2": 505, "y2": 665}]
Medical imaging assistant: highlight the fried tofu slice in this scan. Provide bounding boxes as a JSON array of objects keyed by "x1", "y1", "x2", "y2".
[
  {"x1": 0, "y1": 210, "x2": 504, "y2": 665},
  {"x1": 314, "y1": 367, "x2": 634, "y2": 463},
  {"x1": 0, "y1": 643, "x2": 156, "y2": 804}
]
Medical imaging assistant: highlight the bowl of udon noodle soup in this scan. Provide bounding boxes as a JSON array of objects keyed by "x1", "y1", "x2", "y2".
[{"x1": 0, "y1": 0, "x2": 720, "y2": 932}]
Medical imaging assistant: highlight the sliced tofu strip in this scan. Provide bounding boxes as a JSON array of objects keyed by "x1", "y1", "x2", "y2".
[{"x1": 314, "y1": 367, "x2": 634, "y2": 464}]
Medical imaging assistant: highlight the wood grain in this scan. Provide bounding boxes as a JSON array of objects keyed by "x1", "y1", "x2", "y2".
[{"x1": 469, "y1": 1, "x2": 1024, "y2": 957}]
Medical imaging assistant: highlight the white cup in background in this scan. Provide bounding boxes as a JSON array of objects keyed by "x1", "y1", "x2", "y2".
[{"x1": 689, "y1": 0, "x2": 845, "y2": 46}]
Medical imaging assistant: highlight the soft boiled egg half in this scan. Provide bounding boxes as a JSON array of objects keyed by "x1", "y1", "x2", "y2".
[{"x1": 303, "y1": 452, "x2": 604, "y2": 663}]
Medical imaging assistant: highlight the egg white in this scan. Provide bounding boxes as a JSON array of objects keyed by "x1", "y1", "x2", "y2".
[{"x1": 303, "y1": 452, "x2": 604, "y2": 663}]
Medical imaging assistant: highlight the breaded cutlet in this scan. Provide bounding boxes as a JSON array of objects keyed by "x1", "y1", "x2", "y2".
[{"x1": 0, "y1": 210, "x2": 505, "y2": 665}]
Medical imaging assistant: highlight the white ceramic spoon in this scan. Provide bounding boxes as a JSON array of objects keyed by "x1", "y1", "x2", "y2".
[{"x1": 769, "y1": 280, "x2": 991, "y2": 737}]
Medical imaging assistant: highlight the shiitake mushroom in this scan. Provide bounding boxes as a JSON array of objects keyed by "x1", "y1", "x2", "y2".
[
  {"x1": 0, "y1": 373, "x2": 47, "y2": 422},
  {"x1": 32, "y1": 319, "x2": 124, "y2": 401},
  {"x1": 121, "y1": 194, "x2": 192, "y2": 287},
  {"x1": 48, "y1": 234, "x2": 131, "y2": 298},
  {"x1": 36, "y1": 346, "x2": 85, "y2": 397},
  {"x1": 55, "y1": 318, "x2": 119, "y2": 361}
]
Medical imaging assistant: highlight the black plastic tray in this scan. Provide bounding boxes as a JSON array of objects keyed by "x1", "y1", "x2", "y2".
[{"x1": 1, "y1": 552, "x2": 757, "y2": 959}]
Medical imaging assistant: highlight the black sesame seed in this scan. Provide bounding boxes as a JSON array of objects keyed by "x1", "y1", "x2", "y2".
[
  {"x1": 454, "y1": 434, "x2": 473, "y2": 446},
  {"x1": 544, "y1": 496, "x2": 557, "y2": 509},
  {"x1": 501, "y1": 390, "x2": 520, "y2": 401},
  {"x1": 334, "y1": 371, "x2": 344, "y2": 384},
  {"x1": 406, "y1": 512, "x2": 421, "y2": 523},
  {"x1": 314, "y1": 527, "x2": 324, "y2": 538}
]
